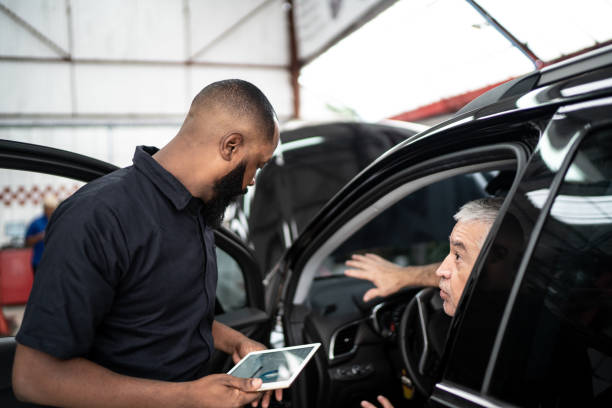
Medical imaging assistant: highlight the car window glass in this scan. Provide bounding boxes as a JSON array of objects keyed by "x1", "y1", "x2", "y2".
[
  {"x1": 215, "y1": 247, "x2": 247, "y2": 313},
  {"x1": 444, "y1": 154, "x2": 555, "y2": 391},
  {"x1": 488, "y1": 129, "x2": 612, "y2": 407},
  {"x1": 0, "y1": 169, "x2": 83, "y2": 336},
  {"x1": 315, "y1": 172, "x2": 493, "y2": 278}
]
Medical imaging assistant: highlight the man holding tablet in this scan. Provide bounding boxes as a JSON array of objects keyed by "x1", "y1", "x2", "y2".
[
  {"x1": 13, "y1": 80, "x2": 282, "y2": 408},
  {"x1": 229, "y1": 343, "x2": 321, "y2": 391}
]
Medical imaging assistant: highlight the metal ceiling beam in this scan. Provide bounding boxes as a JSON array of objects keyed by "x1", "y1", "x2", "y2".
[
  {"x1": 188, "y1": 0, "x2": 276, "y2": 62},
  {"x1": 66, "y1": 0, "x2": 77, "y2": 115},
  {"x1": 465, "y1": 0, "x2": 543, "y2": 69},
  {"x1": 0, "y1": 2, "x2": 70, "y2": 59},
  {"x1": 287, "y1": 0, "x2": 300, "y2": 119},
  {"x1": 0, "y1": 55, "x2": 288, "y2": 70}
]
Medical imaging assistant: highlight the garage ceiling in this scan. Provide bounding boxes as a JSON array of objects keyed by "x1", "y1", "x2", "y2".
[
  {"x1": 0, "y1": 0, "x2": 395, "y2": 123},
  {"x1": 1, "y1": 0, "x2": 611, "y2": 124}
]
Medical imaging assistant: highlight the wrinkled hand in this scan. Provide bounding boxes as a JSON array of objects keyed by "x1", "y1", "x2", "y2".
[
  {"x1": 361, "y1": 395, "x2": 395, "y2": 408},
  {"x1": 233, "y1": 338, "x2": 282, "y2": 408},
  {"x1": 344, "y1": 253, "x2": 407, "y2": 302},
  {"x1": 189, "y1": 374, "x2": 263, "y2": 408}
]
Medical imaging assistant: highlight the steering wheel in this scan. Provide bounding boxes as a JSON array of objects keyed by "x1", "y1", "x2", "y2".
[{"x1": 399, "y1": 287, "x2": 449, "y2": 396}]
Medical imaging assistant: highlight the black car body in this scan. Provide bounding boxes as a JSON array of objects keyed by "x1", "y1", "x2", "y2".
[
  {"x1": 1, "y1": 45, "x2": 612, "y2": 407},
  {"x1": 245, "y1": 120, "x2": 426, "y2": 272}
]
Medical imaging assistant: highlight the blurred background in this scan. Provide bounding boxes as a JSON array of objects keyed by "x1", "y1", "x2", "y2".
[{"x1": 1, "y1": 0, "x2": 611, "y2": 248}]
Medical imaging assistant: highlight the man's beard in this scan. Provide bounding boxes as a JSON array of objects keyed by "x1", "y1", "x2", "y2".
[{"x1": 203, "y1": 161, "x2": 247, "y2": 229}]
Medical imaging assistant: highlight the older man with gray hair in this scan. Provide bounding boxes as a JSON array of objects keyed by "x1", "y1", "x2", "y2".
[
  {"x1": 346, "y1": 197, "x2": 503, "y2": 315},
  {"x1": 353, "y1": 197, "x2": 503, "y2": 408},
  {"x1": 436, "y1": 197, "x2": 502, "y2": 316}
]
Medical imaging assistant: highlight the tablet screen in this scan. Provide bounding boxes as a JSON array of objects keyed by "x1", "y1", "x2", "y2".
[{"x1": 228, "y1": 343, "x2": 320, "y2": 389}]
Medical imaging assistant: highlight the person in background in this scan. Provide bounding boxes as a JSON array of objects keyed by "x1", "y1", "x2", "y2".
[{"x1": 24, "y1": 193, "x2": 59, "y2": 274}]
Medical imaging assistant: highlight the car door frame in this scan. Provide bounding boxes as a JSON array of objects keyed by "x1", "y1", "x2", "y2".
[
  {"x1": 274, "y1": 134, "x2": 535, "y2": 408},
  {"x1": 429, "y1": 99, "x2": 612, "y2": 407}
]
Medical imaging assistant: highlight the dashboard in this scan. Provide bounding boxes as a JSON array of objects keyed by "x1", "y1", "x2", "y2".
[{"x1": 301, "y1": 276, "x2": 428, "y2": 407}]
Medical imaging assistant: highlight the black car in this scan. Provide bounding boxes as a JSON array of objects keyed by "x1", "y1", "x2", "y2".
[
  {"x1": 244, "y1": 120, "x2": 427, "y2": 272},
  {"x1": 1, "y1": 45, "x2": 612, "y2": 407}
]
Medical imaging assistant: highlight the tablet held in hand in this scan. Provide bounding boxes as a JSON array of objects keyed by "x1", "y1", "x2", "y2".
[{"x1": 227, "y1": 343, "x2": 321, "y2": 391}]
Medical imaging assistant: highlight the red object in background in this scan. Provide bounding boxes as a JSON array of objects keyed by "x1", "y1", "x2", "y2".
[
  {"x1": 0, "y1": 248, "x2": 34, "y2": 305},
  {"x1": 0, "y1": 248, "x2": 33, "y2": 335}
]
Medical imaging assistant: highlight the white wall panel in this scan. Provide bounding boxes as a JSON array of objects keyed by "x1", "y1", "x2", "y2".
[
  {"x1": 1, "y1": 0, "x2": 69, "y2": 55},
  {"x1": 189, "y1": 0, "x2": 269, "y2": 56},
  {"x1": 0, "y1": 11, "x2": 59, "y2": 58},
  {"x1": 71, "y1": 0, "x2": 184, "y2": 60},
  {"x1": 0, "y1": 62, "x2": 71, "y2": 114},
  {"x1": 190, "y1": 0, "x2": 289, "y2": 65},
  {"x1": 74, "y1": 64, "x2": 187, "y2": 114},
  {"x1": 109, "y1": 126, "x2": 177, "y2": 167},
  {"x1": 0, "y1": 125, "x2": 179, "y2": 167},
  {"x1": 0, "y1": 127, "x2": 109, "y2": 159}
]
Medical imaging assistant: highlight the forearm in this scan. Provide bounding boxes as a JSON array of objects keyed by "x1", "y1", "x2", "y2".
[
  {"x1": 25, "y1": 232, "x2": 43, "y2": 247},
  {"x1": 13, "y1": 344, "x2": 191, "y2": 408},
  {"x1": 212, "y1": 320, "x2": 247, "y2": 355},
  {"x1": 402, "y1": 262, "x2": 441, "y2": 287}
]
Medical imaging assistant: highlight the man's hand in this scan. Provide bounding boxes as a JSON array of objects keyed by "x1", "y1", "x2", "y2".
[
  {"x1": 361, "y1": 395, "x2": 394, "y2": 408},
  {"x1": 345, "y1": 254, "x2": 441, "y2": 302},
  {"x1": 231, "y1": 336, "x2": 282, "y2": 408},
  {"x1": 345, "y1": 253, "x2": 409, "y2": 302},
  {"x1": 188, "y1": 374, "x2": 263, "y2": 408}
]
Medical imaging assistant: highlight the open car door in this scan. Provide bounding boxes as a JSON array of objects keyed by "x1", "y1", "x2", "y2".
[{"x1": 0, "y1": 140, "x2": 270, "y2": 405}]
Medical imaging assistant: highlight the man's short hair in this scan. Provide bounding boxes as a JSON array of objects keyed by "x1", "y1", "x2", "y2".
[
  {"x1": 192, "y1": 79, "x2": 277, "y2": 141},
  {"x1": 454, "y1": 197, "x2": 504, "y2": 226},
  {"x1": 453, "y1": 197, "x2": 504, "y2": 248}
]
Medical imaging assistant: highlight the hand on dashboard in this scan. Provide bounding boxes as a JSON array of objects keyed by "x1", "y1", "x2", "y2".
[{"x1": 361, "y1": 394, "x2": 394, "y2": 408}]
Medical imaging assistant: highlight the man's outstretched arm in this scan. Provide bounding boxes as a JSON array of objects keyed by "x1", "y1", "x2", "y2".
[
  {"x1": 345, "y1": 253, "x2": 440, "y2": 302},
  {"x1": 12, "y1": 343, "x2": 262, "y2": 408}
]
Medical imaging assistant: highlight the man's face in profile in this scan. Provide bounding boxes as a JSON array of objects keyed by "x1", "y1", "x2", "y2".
[{"x1": 436, "y1": 220, "x2": 491, "y2": 316}]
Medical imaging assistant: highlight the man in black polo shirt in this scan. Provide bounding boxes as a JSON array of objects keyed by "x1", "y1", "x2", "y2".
[{"x1": 12, "y1": 80, "x2": 281, "y2": 408}]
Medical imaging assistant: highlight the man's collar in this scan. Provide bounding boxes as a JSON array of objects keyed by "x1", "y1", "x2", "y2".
[{"x1": 132, "y1": 146, "x2": 203, "y2": 212}]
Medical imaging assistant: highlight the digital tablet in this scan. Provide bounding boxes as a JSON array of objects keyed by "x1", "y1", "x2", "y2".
[{"x1": 227, "y1": 343, "x2": 321, "y2": 391}]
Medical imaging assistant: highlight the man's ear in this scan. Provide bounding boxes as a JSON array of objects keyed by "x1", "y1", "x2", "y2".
[{"x1": 219, "y1": 132, "x2": 244, "y2": 161}]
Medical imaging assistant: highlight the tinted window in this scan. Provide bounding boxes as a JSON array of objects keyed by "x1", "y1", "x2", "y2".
[
  {"x1": 247, "y1": 123, "x2": 412, "y2": 272},
  {"x1": 443, "y1": 154, "x2": 555, "y2": 390},
  {"x1": 316, "y1": 172, "x2": 490, "y2": 277},
  {"x1": 489, "y1": 129, "x2": 612, "y2": 407}
]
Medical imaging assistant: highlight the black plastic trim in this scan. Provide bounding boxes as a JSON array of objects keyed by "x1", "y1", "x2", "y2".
[{"x1": 539, "y1": 44, "x2": 612, "y2": 86}]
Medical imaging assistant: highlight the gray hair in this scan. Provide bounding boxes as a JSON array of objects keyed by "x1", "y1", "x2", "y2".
[{"x1": 453, "y1": 197, "x2": 504, "y2": 225}]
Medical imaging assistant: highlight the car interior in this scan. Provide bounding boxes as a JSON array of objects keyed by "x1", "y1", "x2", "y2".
[{"x1": 281, "y1": 147, "x2": 522, "y2": 407}]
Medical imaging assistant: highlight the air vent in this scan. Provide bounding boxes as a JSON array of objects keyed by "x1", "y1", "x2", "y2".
[{"x1": 330, "y1": 322, "x2": 360, "y2": 359}]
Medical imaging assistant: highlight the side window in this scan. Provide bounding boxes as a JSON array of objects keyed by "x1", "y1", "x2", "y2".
[
  {"x1": 215, "y1": 247, "x2": 247, "y2": 313},
  {"x1": 488, "y1": 129, "x2": 612, "y2": 407},
  {"x1": 0, "y1": 169, "x2": 82, "y2": 336},
  {"x1": 316, "y1": 172, "x2": 492, "y2": 277}
]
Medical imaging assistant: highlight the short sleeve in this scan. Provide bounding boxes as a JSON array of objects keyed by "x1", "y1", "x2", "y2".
[{"x1": 16, "y1": 197, "x2": 128, "y2": 359}]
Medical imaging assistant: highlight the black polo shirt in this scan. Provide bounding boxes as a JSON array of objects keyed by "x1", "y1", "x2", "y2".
[{"x1": 17, "y1": 146, "x2": 218, "y2": 381}]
